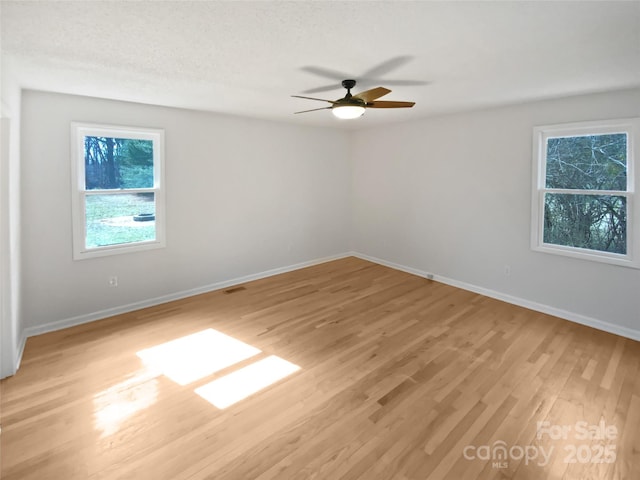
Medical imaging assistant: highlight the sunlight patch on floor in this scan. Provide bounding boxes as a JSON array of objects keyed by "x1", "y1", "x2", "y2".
[
  {"x1": 93, "y1": 370, "x2": 159, "y2": 437},
  {"x1": 195, "y1": 355, "x2": 301, "y2": 409},
  {"x1": 136, "y1": 329, "x2": 261, "y2": 385}
]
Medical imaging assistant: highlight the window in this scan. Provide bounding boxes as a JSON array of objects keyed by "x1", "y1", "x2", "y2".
[
  {"x1": 531, "y1": 118, "x2": 640, "y2": 268},
  {"x1": 71, "y1": 123, "x2": 165, "y2": 259}
]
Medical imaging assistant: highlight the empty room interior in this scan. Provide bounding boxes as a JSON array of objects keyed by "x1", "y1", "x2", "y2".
[{"x1": 1, "y1": 1, "x2": 640, "y2": 479}]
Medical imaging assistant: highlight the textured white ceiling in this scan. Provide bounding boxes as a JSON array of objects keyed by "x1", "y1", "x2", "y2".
[{"x1": 2, "y1": 1, "x2": 639, "y2": 129}]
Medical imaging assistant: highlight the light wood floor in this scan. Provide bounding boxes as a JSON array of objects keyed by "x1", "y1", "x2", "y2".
[{"x1": 2, "y1": 257, "x2": 639, "y2": 480}]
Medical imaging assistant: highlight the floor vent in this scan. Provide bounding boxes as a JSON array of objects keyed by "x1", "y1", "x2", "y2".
[{"x1": 223, "y1": 286, "x2": 246, "y2": 294}]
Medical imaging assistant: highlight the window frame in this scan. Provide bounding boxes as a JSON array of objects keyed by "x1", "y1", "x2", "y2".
[
  {"x1": 70, "y1": 122, "x2": 166, "y2": 260},
  {"x1": 531, "y1": 118, "x2": 640, "y2": 268}
]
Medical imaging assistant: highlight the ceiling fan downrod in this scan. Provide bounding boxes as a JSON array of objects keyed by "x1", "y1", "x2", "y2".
[{"x1": 341, "y1": 79, "x2": 356, "y2": 99}]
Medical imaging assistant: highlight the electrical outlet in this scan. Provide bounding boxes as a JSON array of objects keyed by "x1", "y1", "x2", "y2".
[{"x1": 108, "y1": 276, "x2": 118, "y2": 287}]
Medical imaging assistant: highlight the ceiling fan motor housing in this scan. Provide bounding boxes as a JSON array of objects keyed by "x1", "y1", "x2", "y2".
[{"x1": 334, "y1": 97, "x2": 366, "y2": 107}]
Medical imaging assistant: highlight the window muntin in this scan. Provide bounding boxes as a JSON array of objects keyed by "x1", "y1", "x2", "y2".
[
  {"x1": 531, "y1": 119, "x2": 639, "y2": 268},
  {"x1": 71, "y1": 123, "x2": 165, "y2": 259}
]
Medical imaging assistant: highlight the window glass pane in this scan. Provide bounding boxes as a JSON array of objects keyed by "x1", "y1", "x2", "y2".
[
  {"x1": 85, "y1": 193, "x2": 156, "y2": 248},
  {"x1": 545, "y1": 134, "x2": 627, "y2": 191},
  {"x1": 85, "y1": 137, "x2": 154, "y2": 190},
  {"x1": 543, "y1": 193, "x2": 626, "y2": 254}
]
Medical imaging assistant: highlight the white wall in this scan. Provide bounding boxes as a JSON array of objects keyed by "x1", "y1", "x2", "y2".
[
  {"x1": 20, "y1": 91, "x2": 351, "y2": 333},
  {"x1": 352, "y1": 88, "x2": 640, "y2": 336}
]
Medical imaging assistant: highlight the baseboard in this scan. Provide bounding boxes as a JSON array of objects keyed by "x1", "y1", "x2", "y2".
[
  {"x1": 352, "y1": 251, "x2": 640, "y2": 342},
  {"x1": 23, "y1": 252, "x2": 351, "y2": 339}
]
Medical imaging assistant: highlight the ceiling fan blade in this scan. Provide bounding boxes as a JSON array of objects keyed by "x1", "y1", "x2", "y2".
[
  {"x1": 302, "y1": 84, "x2": 344, "y2": 94},
  {"x1": 293, "y1": 106, "x2": 332, "y2": 114},
  {"x1": 353, "y1": 87, "x2": 391, "y2": 102},
  {"x1": 301, "y1": 66, "x2": 351, "y2": 81},
  {"x1": 291, "y1": 95, "x2": 336, "y2": 104},
  {"x1": 305, "y1": 79, "x2": 427, "y2": 95},
  {"x1": 361, "y1": 56, "x2": 413, "y2": 78},
  {"x1": 367, "y1": 101, "x2": 415, "y2": 108},
  {"x1": 374, "y1": 79, "x2": 429, "y2": 87}
]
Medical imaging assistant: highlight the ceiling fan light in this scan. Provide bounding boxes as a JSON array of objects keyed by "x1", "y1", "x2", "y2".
[{"x1": 332, "y1": 105, "x2": 365, "y2": 119}]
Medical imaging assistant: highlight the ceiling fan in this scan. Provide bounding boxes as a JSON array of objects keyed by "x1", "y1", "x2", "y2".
[{"x1": 292, "y1": 79, "x2": 415, "y2": 119}]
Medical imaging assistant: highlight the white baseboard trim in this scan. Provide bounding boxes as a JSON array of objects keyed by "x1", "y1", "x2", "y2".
[
  {"x1": 352, "y1": 251, "x2": 640, "y2": 342},
  {"x1": 23, "y1": 252, "x2": 351, "y2": 339}
]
